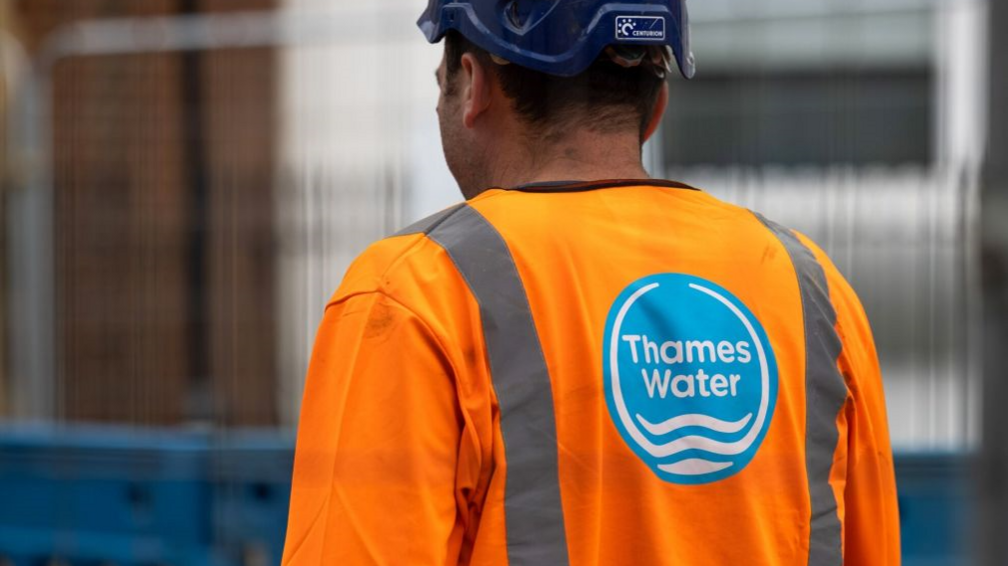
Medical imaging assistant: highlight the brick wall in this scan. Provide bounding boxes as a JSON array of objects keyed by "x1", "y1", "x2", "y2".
[{"x1": 12, "y1": 0, "x2": 278, "y2": 426}]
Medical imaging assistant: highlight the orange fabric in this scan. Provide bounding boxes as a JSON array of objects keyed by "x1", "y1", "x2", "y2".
[{"x1": 282, "y1": 183, "x2": 900, "y2": 566}]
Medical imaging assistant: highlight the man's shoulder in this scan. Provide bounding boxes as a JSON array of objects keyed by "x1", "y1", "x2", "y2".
[
  {"x1": 760, "y1": 217, "x2": 873, "y2": 345},
  {"x1": 326, "y1": 204, "x2": 470, "y2": 309},
  {"x1": 788, "y1": 229, "x2": 860, "y2": 308}
]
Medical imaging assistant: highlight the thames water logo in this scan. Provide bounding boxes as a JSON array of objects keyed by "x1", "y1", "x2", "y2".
[
  {"x1": 603, "y1": 274, "x2": 778, "y2": 484},
  {"x1": 615, "y1": 16, "x2": 666, "y2": 41}
]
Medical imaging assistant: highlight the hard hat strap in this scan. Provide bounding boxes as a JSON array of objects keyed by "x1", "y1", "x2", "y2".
[{"x1": 604, "y1": 45, "x2": 674, "y2": 79}]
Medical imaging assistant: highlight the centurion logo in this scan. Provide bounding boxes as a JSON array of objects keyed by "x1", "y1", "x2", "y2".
[
  {"x1": 603, "y1": 274, "x2": 779, "y2": 484},
  {"x1": 615, "y1": 16, "x2": 666, "y2": 41}
]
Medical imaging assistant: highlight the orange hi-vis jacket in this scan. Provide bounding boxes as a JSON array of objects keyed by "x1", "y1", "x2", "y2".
[{"x1": 282, "y1": 180, "x2": 900, "y2": 566}]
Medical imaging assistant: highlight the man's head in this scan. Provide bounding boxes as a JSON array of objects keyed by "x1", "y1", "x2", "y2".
[
  {"x1": 436, "y1": 33, "x2": 670, "y2": 197},
  {"x1": 422, "y1": 0, "x2": 694, "y2": 197}
]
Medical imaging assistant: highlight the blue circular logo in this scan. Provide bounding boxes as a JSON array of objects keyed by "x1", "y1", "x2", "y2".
[{"x1": 603, "y1": 274, "x2": 778, "y2": 484}]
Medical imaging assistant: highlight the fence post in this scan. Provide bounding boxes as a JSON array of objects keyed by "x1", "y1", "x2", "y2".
[{"x1": 980, "y1": 0, "x2": 1008, "y2": 563}]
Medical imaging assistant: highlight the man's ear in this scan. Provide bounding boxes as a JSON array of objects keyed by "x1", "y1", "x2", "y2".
[
  {"x1": 461, "y1": 53, "x2": 493, "y2": 129},
  {"x1": 642, "y1": 82, "x2": 669, "y2": 143}
]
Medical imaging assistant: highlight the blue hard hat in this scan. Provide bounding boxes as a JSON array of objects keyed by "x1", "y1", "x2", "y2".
[{"x1": 418, "y1": 0, "x2": 695, "y2": 79}]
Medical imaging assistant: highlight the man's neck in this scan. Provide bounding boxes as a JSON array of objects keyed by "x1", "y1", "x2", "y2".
[
  {"x1": 522, "y1": 153, "x2": 651, "y2": 186},
  {"x1": 469, "y1": 128, "x2": 652, "y2": 196}
]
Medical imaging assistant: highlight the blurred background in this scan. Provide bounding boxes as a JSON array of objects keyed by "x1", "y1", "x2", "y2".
[{"x1": 0, "y1": 0, "x2": 1003, "y2": 564}]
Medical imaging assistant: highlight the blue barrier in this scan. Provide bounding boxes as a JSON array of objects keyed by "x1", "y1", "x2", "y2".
[
  {"x1": 0, "y1": 426, "x2": 217, "y2": 566},
  {"x1": 0, "y1": 426, "x2": 974, "y2": 565},
  {"x1": 896, "y1": 452, "x2": 973, "y2": 566},
  {"x1": 208, "y1": 431, "x2": 293, "y2": 566}
]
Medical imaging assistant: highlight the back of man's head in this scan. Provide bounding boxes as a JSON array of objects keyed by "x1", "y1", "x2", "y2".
[{"x1": 443, "y1": 31, "x2": 666, "y2": 142}]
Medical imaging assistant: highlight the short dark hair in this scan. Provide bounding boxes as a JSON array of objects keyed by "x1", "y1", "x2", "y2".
[{"x1": 444, "y1": 31, "x2": 664, "y2": 140}]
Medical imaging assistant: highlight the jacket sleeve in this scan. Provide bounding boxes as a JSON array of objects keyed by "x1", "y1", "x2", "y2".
[
  {"x1": 834, "y1": 279, "x2": 902, "y2": 565},
  {"x1": 281, "y1": 291, "x2": 467, "y2": 566},
  {"x1": 799, "y1": 235, "x2": 901, "y2": 565}
]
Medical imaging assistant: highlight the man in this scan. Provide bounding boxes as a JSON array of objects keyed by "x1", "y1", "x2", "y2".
[{"x1": 282, "y1": 1, "x2": 900, "y2": 564}]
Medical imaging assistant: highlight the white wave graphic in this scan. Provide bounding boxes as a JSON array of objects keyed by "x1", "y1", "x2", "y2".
[
  {"x1": 635, "y1": 412, "x2": 753, "y2": 436},
  {"x1": 658, "y1": 459, "x2": 733, "y2": 475}
]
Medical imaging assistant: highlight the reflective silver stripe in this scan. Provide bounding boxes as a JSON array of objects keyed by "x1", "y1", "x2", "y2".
[
  {"x1": 756, "y1": 214, "x2": 848, "y2": 566},
  {"x1": 393, "y1": 203, "x2": 466, "y2": 237},
  {"x1": 426, "y1": 205, "x2": 570, "y2": 566}
]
